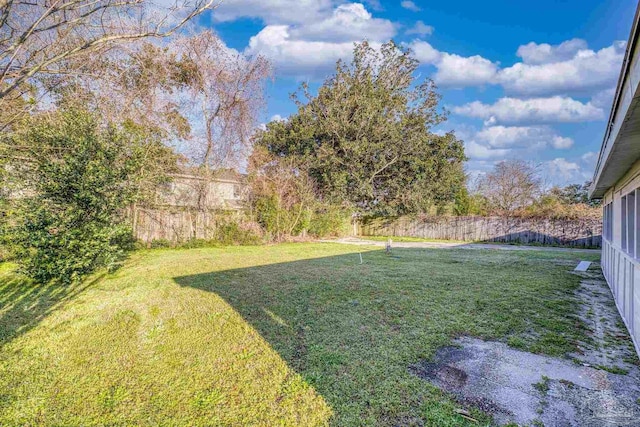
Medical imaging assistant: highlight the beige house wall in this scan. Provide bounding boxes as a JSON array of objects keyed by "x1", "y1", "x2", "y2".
[
  {"x1": 156, "y1": 174, "x2": 246, "y2": 210},
  {"x1": 601, "y1": 157, "x2": 640, "y2": 358}
]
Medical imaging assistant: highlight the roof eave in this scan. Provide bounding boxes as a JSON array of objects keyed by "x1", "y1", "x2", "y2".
[{"x1": 589, "y1": 3, "x2": 640, "y2": 199}]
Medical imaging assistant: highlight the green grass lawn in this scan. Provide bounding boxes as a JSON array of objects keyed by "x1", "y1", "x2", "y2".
[{"x1": 0, "y1": 243, "x2": 600, "y2": 426}]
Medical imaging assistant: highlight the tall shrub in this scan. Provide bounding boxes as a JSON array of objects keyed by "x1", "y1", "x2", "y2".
[
  {"x1": 308, "y1": 206, "x2": 352, "y2": 237},
  {"x1": 3, "y1": 109, "x2": 177, "y2": 283},
  {"x1": 248, "y1": 147, "x2": 315, "y2": 241}
]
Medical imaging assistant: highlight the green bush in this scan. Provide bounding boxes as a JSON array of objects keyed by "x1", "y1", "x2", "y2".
[
  {"x1": 308, "y1": 206, "x2": 351, "y2": 237},
  {"x1": 150, "y1": 239, "x2": 173, "y2": 249},
  {"x1": 3, "y1": 108, "x2": 176, "y2": 284},
  {"x1": 213, "y1": 220, "x2": 263, "y2": 246},
  {"x1": 9, "y1": 201, "x2": 136, "y2": 283},
  {"x1": 519, "y1": 195, "x2": 601, "y2": 220},
  {"x1": 177, "y1": 239, "x2": 212, "y2": 249},
  {"x1": 0, "y1": 202, "x2": 14, "y2": 262},
  {"x1": 0, "y1": 244, "x2": 14, "y2": 262},
  {"x1": 254, "y1": 195, "x2": 311, "y2": 240},
  {"x1": 253, "y1": 195, "x2": 351, "y2": 240}
]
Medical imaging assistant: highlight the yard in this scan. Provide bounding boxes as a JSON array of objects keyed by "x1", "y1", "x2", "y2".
[{"x1": 0, "y1": 243, "x2": 603, "y2": 426}]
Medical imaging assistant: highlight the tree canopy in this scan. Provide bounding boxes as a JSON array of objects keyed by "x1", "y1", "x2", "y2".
[
  {"x1": 475, "y1": 160, "x2": 543, "y2": 213},
  {"x1": 549, "y1": 181, "x2": 601, "y2": 207},
  {"x1": 0, "y1": 0, "x2": 219, "y2": 130},
  {"x1": 253, "y1": 41, "x2": 466, "y2": 217}
]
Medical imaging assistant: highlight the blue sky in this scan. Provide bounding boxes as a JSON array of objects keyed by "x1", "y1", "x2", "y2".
[{"x1": 207, "y1": 0, "x2": 637, "y2": 186}]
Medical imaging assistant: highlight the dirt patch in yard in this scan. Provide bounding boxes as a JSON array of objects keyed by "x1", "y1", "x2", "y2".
[{"x1": 410, "y1": 264, "x2": 640, "y2": 426}]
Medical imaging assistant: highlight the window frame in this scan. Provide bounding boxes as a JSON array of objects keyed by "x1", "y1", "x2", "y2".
[
  {"x1": 622, "y1": 195, "x2": 628, "y2": 252},
  {"x1": 614, "y1": 189, "x2": 640, "y2": 259},
  {"x1": 603, "y1": 201, "x2": 613, "y2": 242},
  {"x1": 628, "y1": 191, "x2": 636, "y2": 258}
]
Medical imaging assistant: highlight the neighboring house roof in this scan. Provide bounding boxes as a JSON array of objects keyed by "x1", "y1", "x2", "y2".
[{"x1": 590, "y1": 3, "x2": 640, "y2": 199}]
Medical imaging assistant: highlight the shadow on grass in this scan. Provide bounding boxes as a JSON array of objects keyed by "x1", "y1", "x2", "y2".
[
  {"x1": 172, "y1": 247, "x2": 585, "y2": 425},
  {"x1": 0, "y1": 267, "x2": 98, "y2": 347},
  {"x1": 174, "y1": 250, "x2": 382, "y2": 374},
  {"x1": 173, "y1": 250, "x2": 414, "y2": 425}
]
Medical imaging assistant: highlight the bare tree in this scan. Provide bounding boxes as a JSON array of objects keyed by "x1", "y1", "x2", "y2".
[
  {"x1": 475, "y1": 160, "x2": 542, "y2": 212},
  {"x1": 0, "y1": 0, "x2": 220, "y2": 129},
  {"x1": 169, "y1": 30, "x2": 270, "y2": 209},
  {"x1": 60, "y1": 42, "x2": 192, "y2": 140},
  {"x1": 248, "y1": 145, "x2": 317, "y2": 241}
]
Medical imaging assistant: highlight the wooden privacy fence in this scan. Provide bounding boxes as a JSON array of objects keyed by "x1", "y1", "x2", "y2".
[
  {"x1": 132, "y1": 207, "x2": 246, "y2": 243},
  {"x1": 359, "y1": 216, "x2": 602, "y2": 248}
]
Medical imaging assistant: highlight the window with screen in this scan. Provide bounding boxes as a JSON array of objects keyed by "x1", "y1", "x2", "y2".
[
  {"x1": 628, "y1": 191, "x2": 636, "y2": 257},
  {"x1": 622, "y1": 195, "x2": 628, "y2": 252},
  {"x1": 617, "y1": 189, "x2": 640, "y2": 258},
  {"x1": 603, "y1": 202, "x2": 613, "y2": 242}
]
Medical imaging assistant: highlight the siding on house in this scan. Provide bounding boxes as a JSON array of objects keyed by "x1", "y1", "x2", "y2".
[
  {"x1": 589, "y1": 3, "x2": 640, "y2": 358},
  {"x1": 155, "y1": 172, "x2": 247, "y2": 210},
  {"x1": 599, "y1": 158, "x2": 640, "y2": 358}
]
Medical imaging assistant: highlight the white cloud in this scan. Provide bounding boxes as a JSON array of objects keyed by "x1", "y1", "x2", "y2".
[
  {"x1": 410, "y1": 40, "x2": 498, "y2": 87},
  {"x1": 213, "y1": 0, "x2": 333, "y2": 24},
  {"x1": 545, "y1": 158, "x2": 582, "y2": 183},
  {"x1": 551, "y1": 135, "x2": 574, "y2": 149},
  {"x1": 516, "y1": 38, "x2": 588, "y2": 64},
  {"x1": 465, "y1": 140, "x2": 511, "y2": 160},
  {"x1": 475, "y1": 125, "x2": 573, "y2": 150},
  {"x1": 410, "y1": 40, "x2": 441, "y2": 63},
  {"x1": 541, "y1": 152, "x2": 600, "y2": 185},
  {"x1": 246, "y1": 25, "x2": 356, "y2": 78},
  {"x1": 590, "y1": 87, "x2": 616, "y2": 109},
  {"x1": 460, "y1": 123, "x2": 574, "y2": 164},
  {"x1": 406, "y1": 20, "x2": 433, "y2": 36},
  {"x1": 466, "y1": 152, "x2": 592, "y2": 186},
  {"x1": 465, "y1": 160, "x2": 494, "y2": 183},
  {"x1": 539, "y1": 152, "x2": 606, "y2": 185},
  {"x1": 409, "y1": 38, "x2": 625, "y2": 96},
  {"x1": 435, "y1": 53, "x2": 498, "y2": 87},
  {"x1": 580, "y1": 151, "x2": 598, "y2": 177},
  {"x1": 475, "y1": 126, "x2": 536, "y2": 149},
  {"x1": 581, "y1": 151, "x2": 597, "y2": 163},
  {"x1": 290, "y1": 3, "x2": 396, "y2": 43},
  {"x1": 466, "y1": 156, "x2": 590, "y2": 186},
  {"x1": 497, "y1": 41, "x2": 626, "y2": 95},
  {"x1": 452, "y1": 96, "x2": 604, "y2": 124},
  {"x1": 245, "y1": 3, "x2": 395, "y2": 78},
  {"x1": 401, "y1": 0, "x2": 421, "y2": 12}
]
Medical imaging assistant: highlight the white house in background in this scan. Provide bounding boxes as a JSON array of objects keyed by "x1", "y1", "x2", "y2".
[
  {"x1": 156, "y1": 169, "x2": 247, "y2": 210},
  {"x1": 589, "y1": 4, "x2": 640, "y2": 357}
]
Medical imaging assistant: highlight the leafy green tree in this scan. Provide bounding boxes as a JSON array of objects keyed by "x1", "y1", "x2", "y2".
[
  {"x1": 3, "y1": 108, "x2": 177, "y2": 283},
  {"x1": 549, "y1": 181, "x2": 601, "y2": 207},
  {"x1": 254, "y1": 41, "x2": 466, "y2": 217}
]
